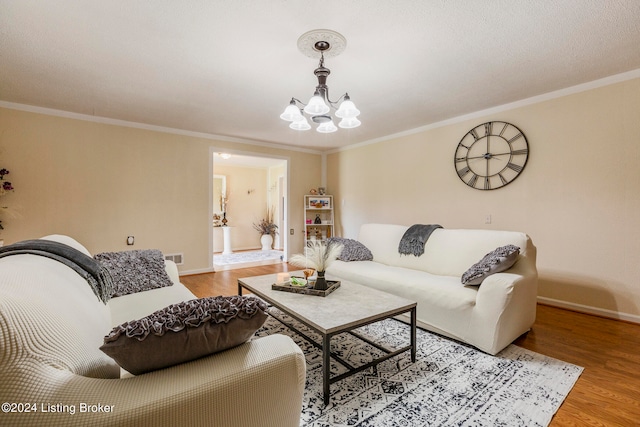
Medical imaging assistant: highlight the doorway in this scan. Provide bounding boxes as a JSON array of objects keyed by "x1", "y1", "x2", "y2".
[{"x1": 210, "y1": 150, "x2": 289, "y2": 271}]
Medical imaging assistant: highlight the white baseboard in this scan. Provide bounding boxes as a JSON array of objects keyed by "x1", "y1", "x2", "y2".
[
  {"x1": 537, "y1": 296, "x2": 640, "y2": 324},
  {"x1": 213, "y1": 246, "x2": 262, "y2": 254},
  {"x1": 179, "y1": 267, "x2": 216, "y2": 276}
]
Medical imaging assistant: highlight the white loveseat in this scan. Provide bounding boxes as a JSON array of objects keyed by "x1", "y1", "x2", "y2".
[
  {"x1": 327, "y1": 224, "x2": 538, "y2": 355},
  {"x1": 0, "y1": 235, "x2": 305, "y2": 427}
]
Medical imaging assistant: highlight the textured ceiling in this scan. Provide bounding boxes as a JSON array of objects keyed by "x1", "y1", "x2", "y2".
[{"x1": 2, "y1": 0, "x2": 640, "y2": 151}]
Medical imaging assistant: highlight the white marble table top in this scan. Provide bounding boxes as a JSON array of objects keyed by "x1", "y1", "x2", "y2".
[{"x1": 238, "y1": 271, "x2": 416, "y2": 334}]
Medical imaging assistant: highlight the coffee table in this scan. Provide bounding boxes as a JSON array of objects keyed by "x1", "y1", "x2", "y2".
[{"x1": 238, "y1": 272, "x2": 417, "y2": 405}]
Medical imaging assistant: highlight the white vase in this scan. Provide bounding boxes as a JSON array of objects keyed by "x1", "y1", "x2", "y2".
[{"x1": 260, "y1": 234, "x2": 273, "y2": 251}]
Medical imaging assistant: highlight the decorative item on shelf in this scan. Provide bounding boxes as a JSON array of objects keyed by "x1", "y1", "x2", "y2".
[
  {"x1": 289, "y1": 240, "x2": 343, "y2": 290},
  {"x1": 0, "y1": 168, "x2": 15, "y2": 231},
  {"x1": 220, "y1": 192, "x2": 229, "y2": 225},
  {"x1": 308, "y1": 196, "x2": 331, "y2": 209},
  {"x1": 280, "y1": 29, "x2": 361, "y2": 133},
  {"x1": 318, "y1": 187, "x2": 326, "y2": 195},
  {"x1": 314, "y1": 214, "x2": 322, "y2": 224},
  {"x1": 309, "y1": 188, "x2": 318, "y2": 195},
  {"x1": 253, "y1": 206, "x2": 278, "y2": 250}
]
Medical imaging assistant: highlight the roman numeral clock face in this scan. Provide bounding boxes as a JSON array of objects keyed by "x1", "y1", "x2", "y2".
[{"x1": 454, "y1": 121, "x2": 529, "y2": 190}]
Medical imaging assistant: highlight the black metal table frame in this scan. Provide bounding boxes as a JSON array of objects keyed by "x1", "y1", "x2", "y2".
[{"x1": 239, "y1": 282, "x2": 417, "y2": 405}]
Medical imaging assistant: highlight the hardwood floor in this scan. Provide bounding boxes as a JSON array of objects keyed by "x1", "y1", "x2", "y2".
[{"x1": 180, "y1": 263, "x2": 640, "y2": 426}]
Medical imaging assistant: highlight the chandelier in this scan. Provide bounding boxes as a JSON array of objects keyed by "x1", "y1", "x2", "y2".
[{"x1": 280, "y1": 30, "x2": 361, "y2": 133}]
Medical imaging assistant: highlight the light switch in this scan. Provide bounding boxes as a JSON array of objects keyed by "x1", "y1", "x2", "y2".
[{"x1": 127, "y1": 236, "x2": 135, "y2": 245}]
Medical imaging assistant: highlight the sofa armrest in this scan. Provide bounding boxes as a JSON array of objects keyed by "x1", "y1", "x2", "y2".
[
  {"x1": 163, "y1": 259, "x2": 180, "y2": 285},
  {"x1": 4, "y1": 335, "x2": 305, "y2": 427},
  {"x1": 467, "y1": 259, "x2": 538, "y2": 354}
]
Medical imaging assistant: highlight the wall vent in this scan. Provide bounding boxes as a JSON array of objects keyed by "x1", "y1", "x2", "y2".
[{"x1": 165, "y1": 253, "x2": 184, "y2": 265}]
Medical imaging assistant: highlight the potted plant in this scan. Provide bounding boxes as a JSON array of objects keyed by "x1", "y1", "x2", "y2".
[
  {"x1": 253, "y1": 207, "x2": 278, "y2": 250},
  {"x1": 289, "y1": 240, "x2": 343, "y2": 290}
]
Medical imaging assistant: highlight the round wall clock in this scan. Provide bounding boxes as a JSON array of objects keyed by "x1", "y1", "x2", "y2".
[{"x1": 454, "y1": 121, "x2": 529, "y2": 190}]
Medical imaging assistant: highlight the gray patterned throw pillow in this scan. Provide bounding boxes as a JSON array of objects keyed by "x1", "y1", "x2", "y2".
[
  {"x1": 100, "y1": 296, "x2": 268, "y2": 375},
  {"x1": 327, "y1": 237, "x2": 373, "y2": 262},
  {"x1": 95, "y1": 249, "x2": 173, "y2": 297},
  {"x1": 461, "y1": 244, "x2": 520, "y2": 286}
]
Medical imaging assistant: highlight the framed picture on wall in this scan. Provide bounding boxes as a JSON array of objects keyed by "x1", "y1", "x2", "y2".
[{"x1": 308, "y1": 197, "x2": 331, "y2": 209}]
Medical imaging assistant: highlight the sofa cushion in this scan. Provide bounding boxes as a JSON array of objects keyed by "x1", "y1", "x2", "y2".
[
  {"x1": 108, "y1": 281, "x2": 197, "y2": 326},
  {"x1": 327, "y1": 260, "x2": 478, "y2": 335},
  {"x1": 357, "y1": 223, "x2": 409, "y2": 266},
  {"x1": 95, "y1": 249, "x2": 173, "y2": 297},
  {"x1": 461, "y1": 245, "x2": 521, "y2": 286},
  {"x1": 420, "y1": 229, "x2": 529, "y2": 276},
  {"x1": 100, "y1": 296, "x2": 268, "y2": 375},
  {"x1": 328, "y1": 237, "x2": 373, "y2": 261}
]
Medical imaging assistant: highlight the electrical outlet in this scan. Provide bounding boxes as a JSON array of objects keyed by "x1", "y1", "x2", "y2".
[
  {"x1": 485, "y1": 214, "x2": 492, "y2": 224},
  {"x1": 126, "y1": 236, "x2": 135, "y2": 245}
]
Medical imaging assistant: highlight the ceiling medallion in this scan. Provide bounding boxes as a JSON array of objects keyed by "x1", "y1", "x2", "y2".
[
  {"x1": 296, "y1": 29, "x2": 347, "y2": 59},
  {"x1": 280, "y1": 29, "x2": 360, "y2": 133}
]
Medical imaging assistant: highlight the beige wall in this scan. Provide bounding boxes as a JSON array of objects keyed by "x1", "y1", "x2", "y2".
[
  {"x1": 0, "y1": 107, "x2": 321, "y2": 272},
  {"x1": 4, "y1": 76, "x2": 637, "y2": 320},
  {"x1": 327, "y1": 77, "x2": 640, "y2": 320}
]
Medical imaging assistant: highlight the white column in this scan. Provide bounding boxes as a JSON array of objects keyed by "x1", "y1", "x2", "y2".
[{"x1": 222, "y1": 226, "x2": 233, "y2": 255}]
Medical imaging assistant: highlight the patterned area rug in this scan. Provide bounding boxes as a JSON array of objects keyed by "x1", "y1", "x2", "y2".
[
  {"x1": 255, "y1": 309, "x2": 583, "y2": 427},
  {"x1": 213, "y1": 250, "x2": 283, "y2": 265}
]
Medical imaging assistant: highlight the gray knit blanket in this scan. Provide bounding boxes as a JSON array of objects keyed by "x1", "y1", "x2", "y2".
[
  {"x1": 398, "y1": 224, "x2": 443, "y2": 256},
  {"x1": 0, "y1": 239, "x2": 114, "y2": 304}
]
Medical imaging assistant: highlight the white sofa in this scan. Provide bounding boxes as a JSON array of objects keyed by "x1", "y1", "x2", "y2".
[
  {"x1": 327, "y1": 224, "x2": 538, "y2": 355},
  {"x1": 0, "y1": 235, "x2": 306, "y2": 427}
]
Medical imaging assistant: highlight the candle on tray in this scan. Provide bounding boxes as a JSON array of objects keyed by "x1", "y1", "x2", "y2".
[{"x1": 276, "y1": 272, "x2": 290, "y2": 284}]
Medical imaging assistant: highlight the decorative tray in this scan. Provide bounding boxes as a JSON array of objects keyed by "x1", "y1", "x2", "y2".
[{"x1": 272, "y1": 277, "x2": 341, "y2": 297}]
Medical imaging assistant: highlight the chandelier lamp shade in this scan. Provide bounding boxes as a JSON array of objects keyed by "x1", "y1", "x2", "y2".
[{"x1": 280, "y1": 30, "x2": 361, "y2": 133}]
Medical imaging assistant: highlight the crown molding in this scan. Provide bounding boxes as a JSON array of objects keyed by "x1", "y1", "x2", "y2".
[
  {"x1": 0, "y1": 101, "x2": 322, "y2": 155},
  {"x1": 328, "y1": 68, "x2": 640, "y2": 154},
  {"x1": 3, "y1": 67, "x2": 639, "y2": 156}
]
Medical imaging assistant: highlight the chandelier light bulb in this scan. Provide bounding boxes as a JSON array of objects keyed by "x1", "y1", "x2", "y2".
[
  {"x1": 304, "y1": 93, "x2": 330, "y2": 115},
  {"x1": 338, "y1": 117, "x2": 361, "y2": 129},
  {"x1": 280, "y1": 101, "x2": 303, "y2": 121},
  {"x1": 316, "y1": 120, "x2": 338, "y2": 133},
  {"x1": 289, "y1": 116, "x2": 311, "y2": 130},
  {"x1": 335, "y1": 98, "x2": 360, "y2": 119}
]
